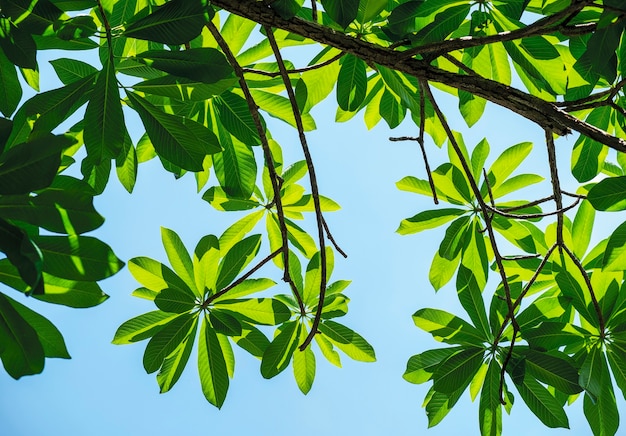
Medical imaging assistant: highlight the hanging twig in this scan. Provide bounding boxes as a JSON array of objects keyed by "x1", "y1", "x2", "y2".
[
  {"x1": 207, "y1": 20, "x2": 307, "y2": 315},
  {"x1": 264, "y1": 26, "x2": 330, "y2": 350}
]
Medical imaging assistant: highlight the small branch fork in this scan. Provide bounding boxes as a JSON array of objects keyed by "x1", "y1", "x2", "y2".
[{"x1": 207, "y1": 21, "x2": 307, "y2": 315}]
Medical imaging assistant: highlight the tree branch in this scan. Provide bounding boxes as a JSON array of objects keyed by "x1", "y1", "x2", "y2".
[{"x1": 210, "y1": 0, "x2": 626, "y2": 152}]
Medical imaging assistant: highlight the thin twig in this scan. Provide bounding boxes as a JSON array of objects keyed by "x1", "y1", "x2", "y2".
[
  {"x1": 264, "y1": 26, "x2": 329, "y2": 350},
  {"x1": 322, "y1": 216, "x2": 347, "y2": 258},
  {"x1": 205, "y1": 249, "x2": 282, "y2": 306},
  {"x1": 242, "y1": 51, "x2": 344, "y2": 77},
  {"x1": 484, "y1": 196, "x2": 581, "y2": 220},
  {"x1": 545, "y1": 130, "x2": 564, "y2": 246},
  {"x1": 208, "y1": 20, "x2": 307, "y2": 315}
]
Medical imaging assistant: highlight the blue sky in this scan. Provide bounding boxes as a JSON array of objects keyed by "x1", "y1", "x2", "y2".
[{"x1": 0, "y1": 34, "x2": 622, "y2": 436}]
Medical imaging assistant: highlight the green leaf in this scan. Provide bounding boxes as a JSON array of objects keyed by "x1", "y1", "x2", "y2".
[
  {"x1": 232, "y1": 323, "x2": 269, "y2": 358},
  {"x1": 438, "y1": 215, "x2": 470, "y2": 260},
  {"x1": 216, "y1": 234, "x2": 261, "y2": 290},
  {"x1": 320, "y1": 0, "x2": 359, "y2": 28},
  {"x1": 143, "y1": 312, "x2": 195, "y2": 373},
  {"x1": 572, "y1": 199, "x2": 595, "y2": 257},
  {"x1": 0, "y1": 175, "x2": 103, "y2": 234},
  {"x1": 198, "y1": 316, "x2": 230, "y2": 408},
  {"x1": 317, "y1": 320, "x2": 376, "y2": 362},
  {"x1": 268, "y1": 0, "x2": 302, "y2": 19},
  {"x1": 126, "y1": 91, "x2": 220, "y2": 171},
  {"x1": 387, "y1": 1, "x2": 425, "y2": 36},
  {"x1": 412, "y1": 308, "x2": 486, "y2": 346},
  {"x1": 215, "y1": 298, "x2": 291, "y2": 326},
  {"x1": 0, "y1": 49, "x2": 21, "y2": 117},
  {"x1": 483, "y1": 141, "x2": 533, "y2": 193},
  {"x1": 433, "y1": 346, "x2": 484, "y2": 394},
  {"x1": 5, "y1": 294, "x2": 69, "y2": 359},
  {"x1": 582, "y1": 348, "x2": 620, "y2": 436},
  {"x1": 123, "y1": 0, "x2": 210, "y2": 45},
  {"x1": 0, "y1": 134, "x2": 75, "y2": 195},
  {"x1": 403, "y1": 347, "x2": 460, "y2": 384},
  {"x1": 261, "y1": 320, "x2": 301, "y2": 379},
  {"x1": 524, "y1": 349, "x2": 582, "y2": 395},
  {"x1": 209, "y1": 310, "x2": 242, "y2": 337},
  {"x1": 571, "y1": 107, "x2": 611, "y2": 183},
  {"x1": 128, "y1": 256, "x2": 193, "y2": 296},
  {"x1": 0, "y1": 218, "x2": 43, "y2": 294},
  {"x1": 250, "y1": 90, "x2": 316, "y2": 131},
  {"x1": 161, "y1": 227, "x2": 197, "y2": 296},
  {"x1": 397, "y1": 208, "x2": 467, "y2": 235},
  {"x1": 293, "y1": 325, "x2": 315, "y2": 394},
  {"x1": 588, "y1": 176, "x2": 626, "y2": 211},
  {"x1": 429, "y1": 250, "x2": 460, "y2": 291},
  {"x1": 357, "y1": 0, "x2": 387, "y2": 23},
  {"x1": 336, "y1": 54, "x2": 367, "y2": 112},
  {"x1": 214, "y1": 91, "x2": 261, "y2": 146},
  {"x1": 516, "y1": 376, "x2": 569, "y2": 429},
  {"x1": 211, "y1": 126, "x2": 257, "y2": 199},
  {"x1": 134, "y1": 48, "x2": 233, "y2": 84},
  {"x1": 83, "y1": 59, "x2": 124, "y2": 163},
  {"x1": 479, "y1": 360, "x2": 502, "y2": 436},
  {"x1": 157, "y1": 316, "x2": 198, "y2": 393},
  {"x1": 607, "y1": 341, "x2": 626, "y2": 400},
  {"x1": 34, "y1": 234, "x2": 124, "y2": 281},
  {"x1": 155, "y1": 288, "x2": 196, "y2": 313},
  {"x1": 0, "y1": 19, "x2": 37, "y2": 69},
  {"x1": 456, "y1": 266, "x2": 490, "y2": 340},
  {"x1": 602, "y1": 220, "x2": 626, "y2": 271},
  {"x1": 8, "y1": 74, "x2": 94, "y2": 147},
  {"x1": 0, "y1": 291, "x2": 44, "y2": 378},
  {"x1": 113, "y1": 310, "x2": 180, "y2": 345},
  {"x1": 202, "y1": 186, "x2": 261, "y2": 211}
]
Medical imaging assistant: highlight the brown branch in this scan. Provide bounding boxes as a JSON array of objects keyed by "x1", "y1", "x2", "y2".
[
  {"x1": 264, "y1": 26, "x2": 329, "y2": 350},
  {"x1": 242, "y1": 51, "x2": 344, "y2": 77},
  {"x1": 208, "y1": 20, "x2": 307, "y2": 315},
  {"x1": 210, "y1": 0, "x2": 626, "y2": 152},
  {"x1": 545, "y1": 130, "x2": 564, "y2": 246}
]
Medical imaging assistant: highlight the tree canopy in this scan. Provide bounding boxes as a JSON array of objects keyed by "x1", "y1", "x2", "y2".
[{"x1": 0, "y1": 0, "x2": 625, "y2": 435}]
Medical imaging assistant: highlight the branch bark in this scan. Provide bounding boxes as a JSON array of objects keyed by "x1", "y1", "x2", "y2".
[{"x1": 210, "y1": 0, "x2": 626, "y2": 153}]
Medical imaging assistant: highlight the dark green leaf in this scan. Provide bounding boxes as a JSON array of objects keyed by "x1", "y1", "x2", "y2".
[
  {"x1": 0, "y1": 218, "x2": 43, "y2": 295},
  {"x1": 516, "y1": 376, "x2": 569, "y2": 428},
  {"x1": 0, "y1": 49, "x2": 21, "y2": 116},
  {"x1": 479, "y1": 360, "x2": 502, "y2": 436},
  {"x1": 336, "y1": 54, "x2": 367, "y2": 112},
  {"x1": 198, "y1": 316, "x2": 229, "y2": 408},
  {"x1": 321, "y1": 0, "x2": 359, "y2": 28},
  {"x1": 143, "y1": 312, "x2": 195, "y2": 373},
  {"x1": 216, "y1": 234, "x2": 261, "y2": 290},
  {"x1": 403, "y1": 347, "x2": 461, "y2": 384},
  {"x1": 0, "y1": 134, "x2": 74, "y2": 195},
  {"x1": 0, "y1": 291, "x2": 44, "y2": 378},
  {"x1": 157, "y1": 316, "x2": 198, "y2": 393},
  {"x1": 155, "y1": 288, "x2": 196, "y2": 313},
  {"x1": 34, "y1": 234, "x2": 124, "y2": 281},
  {"x1": 588, "y1": 176, "x2": 626, "y2": 211},
  {"x1": 261, "y1": 320, "x2": 300, "y2": 378},
  {"x1": 214, "y1": 91, "x2": 261, "y2": 146},
  {"x1": 433, "y1": 346, "x2": 484, "y2": 394},
  {"x1": 124, "y1": 0, "x2": 210, "y2": 45},
  {"x1": 126, "y1": 91, "x2": 219, "y2": 171},
  {"x1": 84, "y1": 59, "x2": 125, "y2": 163},
  {"x1": 5, "y1": 293, "x2": 69, "y2": 359},
  {"x1": 135, "y1": 48, "x2": 233, "y2": 84}
]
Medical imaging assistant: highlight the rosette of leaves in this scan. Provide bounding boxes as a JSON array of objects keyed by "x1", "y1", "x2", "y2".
[
  {"x1": 114, "y1": 224, "x2": 375, "y2": 405},
  {"x1": 113, "y1": 226, "x2": 288, "y2": 408},
  {"x1": 271, "y1": 248, "x2": 376, "y2": 394},
  {"x1": 0, "y1": 126, "x2": 123, "y2": 378}
]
